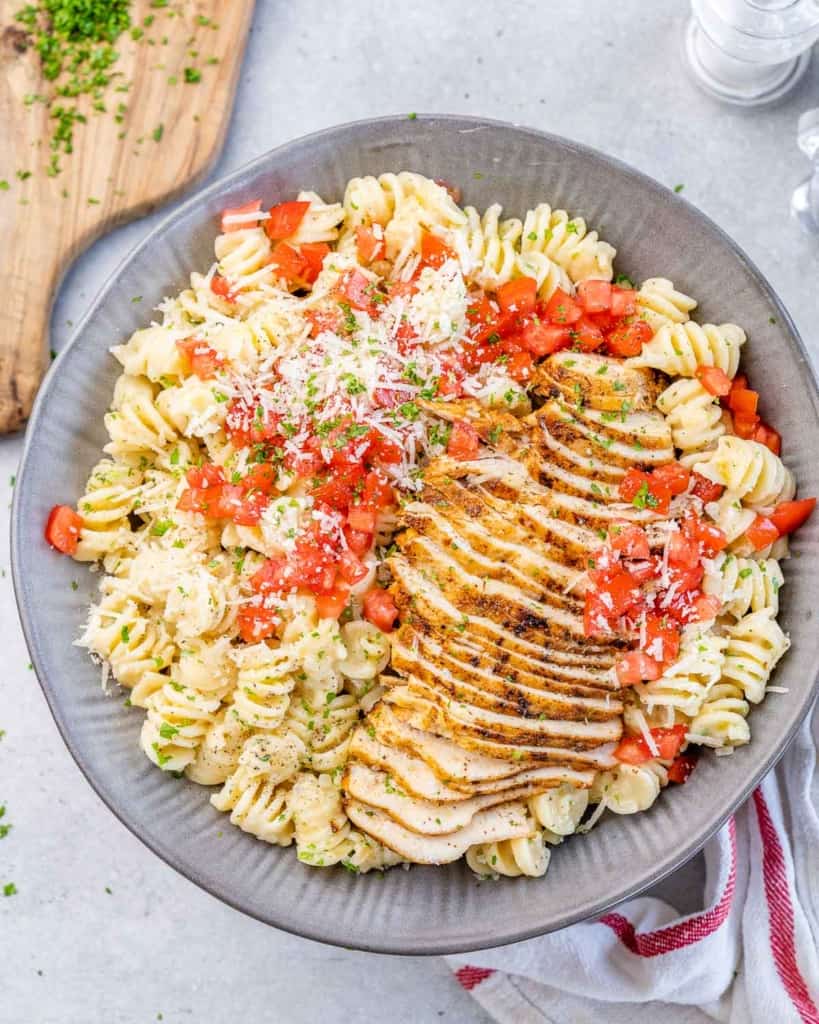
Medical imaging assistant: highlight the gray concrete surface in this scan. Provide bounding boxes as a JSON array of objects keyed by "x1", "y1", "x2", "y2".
[{"x1": 2, "y1": 1, "x2": 818, "y2": 1022}]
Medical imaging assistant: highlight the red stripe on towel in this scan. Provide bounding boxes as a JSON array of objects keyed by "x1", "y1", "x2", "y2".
[
  {"x1": 753, "y1": 788, "x2": 819, "y2": 1024},
  {"x1": 455, "y1": 965, "x2": 495, "y2": 990},
  {"x1": 600, "y1": 817, "x2": 737, "y2": 956}
]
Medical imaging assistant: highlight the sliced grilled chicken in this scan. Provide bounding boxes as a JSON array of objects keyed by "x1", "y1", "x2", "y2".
[{"x1": 343, "y1": 353, "x2": 672, "y2": 862}]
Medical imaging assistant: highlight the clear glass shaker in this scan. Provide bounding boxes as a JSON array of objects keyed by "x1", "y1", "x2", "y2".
[{"x1": 686, "y1": 0, "x2": 819, "y2": 105}]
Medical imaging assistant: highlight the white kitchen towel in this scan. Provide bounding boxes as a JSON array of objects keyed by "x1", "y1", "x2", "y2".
[{"x1": 447, "y1": 705, "x2": 819, "y2": 1024}]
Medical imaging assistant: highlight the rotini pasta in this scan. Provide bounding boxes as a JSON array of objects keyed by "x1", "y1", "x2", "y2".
[
  {"x1": 633, "y1": 321, "x2": 746, "y2": 378},
  {"x1": 657, "y1": 378, "x2": 726, "y2": 454},
  {"x1": 48, "y1": 171, "x2": 806, "y2": 883},
  {"x1": 692, "y1": 436, "x2": 795, "y2": 508}
]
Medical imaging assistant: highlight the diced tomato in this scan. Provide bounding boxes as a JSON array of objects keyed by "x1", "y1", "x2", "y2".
[
  {"x1": 653, "y1": 725, "x2": 688, "y2": 759},
  {"x1": 644, "y1": 614, "x2": 681, "y2": 664},
  {"x1": 667, "y1": 562, "x2": 705, "y2": 597},
  {"x1": 606, "y1": 318, "x2": 652, "y2": 357},
  {"x1": 361, "y1": 471, "x2": 394, "y2": 510},
  {"x1": 668, "y1": 531, "x2": 699, "y2": 569},
  {"x1": 726, "y1": 378, "x2": 758, "y2": 417},
  {"x1": 186, "y1": 464, "x2": 225, "y2": 489},
  {"x1": 593, "y1": 568, "x2": 642, "y2": 618},
  {"x1": 682, "y1": 512, "x2": 728, "y2": 556},
  {"x1": 626, "y1": 558, "x2": 659, "y2": 584},
  {"x1": 584, "y1": 594, "x2": 612, "y2": 637},
  {"x1": 210, "y1": 273, "x2": 233, "y2": 299},
  {"x1": 652, "y1": 462, "x2": 691, "y2": 496},
  {"x1": 268, "y1": 242, "x2": 307, "y2": 285},
  {"x1": 240, "y1": 463, "x2": 278, "y2": 495},
  {"x1": 363, "y1": 587, "x2": 399, "y2": 632},
  {"x1": 542, "y1": 288, "x2": 583, "y2": 325},
  {"x1": 732, "y1": 411, "x2": 760, "y2": 439},
  {"x1": 690, "y1": 594, "x2": 723, "y2": 622},
  {"x1": 338, "y1": 549, "x2": 369, "y2": 586},
  {"x1": 344, "y1": 526, "x2": 373, "y2": 557},
  {"x1": 292, "y1": 543, "x2": 337, "y2": 595},
  {"x1": 497, "y1": 277, "x2": 537, "y2": 317},
  {"x1": 227, "y1": 488, "x2": 269, "y2": 526},
  {"x1": 348, "y1": 507, "x2": 377, "y2": 533},
  {"x1": 691, "y1": 471, "x2": 724, "y2": 503},
  {"x1": 610, "y1": 286, "x2": 637, "y2": 317},
  {"x1": 447, "y1": 419, "x2": 480, "y2": 461},
  {"x1": 612, "y1": 735, "x2": 652, "y2": 763},
  {"x1": 315, "y1": 583, "x2": 351, "y2": 619},
  {"x1": 610, "y1": 524, "x2": 650, "y2": 560},
  {"x1": 506, "y1": 350, "x2": 535, "y2": 382},
  {"x1": 753, "y1": 422, "x2": 781, "y2": 455},
  {"x1": 571, "y1": 316, "x2": 605, "y2": 352},
  {"x1": 577, "y1": 279, "x2": 612, "y2": 314},
  {"x1": 695, "y1": 365, "x2": 732, "y2": 397},
  {"x1": 619, "y1": 467, "x2": 670, "y2": 513},
  {"x1": 668, "y1": 753, "x2": 697, "y2": 784},
  {"x1": 613, "y1": 725, "x2": 686, "y2": 764},
  {"x1": 265, "y1": 200, "x2": 310, "y2": 240},
  {"x1": 251, "y1": 557, "x2": 296, "y2": 594},
  {"x1": 436, "y1": 370, "x2": 463, "y2": 398},
  {"x1": 615, "y1": 651, "x2": 663, "y2": 688},
  {"x1": 299, "y1": 242, "x2": 330, "y2": 284},
  {"x1": 220, "y1": 199, "x2": 262, "y2": 234},
  {"x1": 517, "y1": 320, "x2": 571, "y2": 356},
  {"x1": 338, "y1": 268, "x2": 381, "y2": 314},
  {"x1": 237, "y1": 600, "x2": 280, "y2": 643},
  {"x1": 305, "y1": 307, "x2": 341, "y2": 337},
  {"x1": 176, "y1": 337, "x2": 225, "y2": 380},
  {"x1": 769, "y1": 498, "x2": 816, "y2": 537},
  {"x1": 419, "y1": 231, "x2": 456, "y2": 269},
  {"x1": 465, "y1": 293, "x2": 501, "y2": 342},
  {"x1": 746, "y1": 515, "x2": 780, "y2": 551},
  {"x1": 45, "y1": 504, "x2": 83, "y2": 555},
  {"x1": 619, "y1": 468, "x2": 648, "y2": 503},
  {"x1": 355, "y1": 225, "x2": 384, "y2": 263},
  {"x1": 311, "y1": 464, "x2": 366, "y2": 512}
]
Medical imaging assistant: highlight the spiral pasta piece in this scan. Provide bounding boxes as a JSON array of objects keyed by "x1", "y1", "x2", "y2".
[
  {"x1": 214, "y1": 227, "x2": 273, "y2": 292},
  {"x1": 520, "y1": 204, "x2": 615, "y2": 282},
  {"x1": 466, "y1": 833, "x2": 551, "y2": 878},
  {"x1": 692, "y1": 436, "x2": 795, "y2": 508},
  {"x1": 339, "y1": 620, "x2": 391, "y2": 681},
  {"x1": 185, "y1": 705, "x2": 252, "y2": 785},
  {"x1": 633, "y1": 321, "x2": 746, "y2": 379},
  {"x1": 73, "y1": 459, "x2": 143, "y2": 563},
  {"x1": 688, "y1": 683, "x2": 750, "y2": 748},
  {"x1": 528, "y1": 783, "x2": 589, "y2": 843},
  {"x1": 591, "y1": 761, "x2": 667, "y2": 816},
  {"x1": 104, "y1": 375, "x2": 179, "y2": 457},
  {"x1": 289, "y1": 190, "x2": 344, "y2": 244},
  {"x1": 231, "y1": 641, "x2": 300, "y2": 732},
  {"x1": 722, "y1": 608, "x2": 790, "y2": 704},
  {"x1": 656, "y1": 378, "x2": 726, "y2": 455},
  {"x1": 635, "y1": 277, "x2": 698, "y2": 331},
  {"x1": 112, "y1": 326, "x2": 186, "y2": 384},
  {"x1": 290, "y1": 772, "x2": 400, "y2": 871},
  {"x1": 703, "y1": 554, "x2": 784, "y2": 620},
  {"x1": 283, "y1": 692, "x2": 361, "y2": 773},
  {"x1": 211, "y1": 733, "x2": 303, "y2": 844},
  {"x1": 140, "y1": 681, "x2": 222, "y2": 772},
  {"x1": 636, "y1": 630, "x2": 727, "y2": 718},
  {"x1": 80, "y1": 579, "x2": 176, "y2": 701}
]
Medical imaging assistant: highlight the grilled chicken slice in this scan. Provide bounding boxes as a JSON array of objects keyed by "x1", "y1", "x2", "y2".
[
  {"x1": 345, "y1": 800, "x2": 534, "y2": 863},
  {"x1": 343, "y1": 353, "x2": 673, "y2": 864}
]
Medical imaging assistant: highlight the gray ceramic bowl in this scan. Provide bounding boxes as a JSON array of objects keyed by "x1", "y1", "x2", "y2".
[{"x1": 12, "y1": 115, "x2": 819, "y2": 954}]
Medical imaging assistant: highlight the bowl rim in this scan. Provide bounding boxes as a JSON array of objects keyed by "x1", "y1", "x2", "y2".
[{"x1": 12, "y1": 112, "x2": 819, "y2": 955}]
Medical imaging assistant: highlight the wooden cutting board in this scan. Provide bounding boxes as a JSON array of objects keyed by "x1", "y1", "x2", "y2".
[{"x1": 0, "y1": 0, "x2": 255, "y2": 433}]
